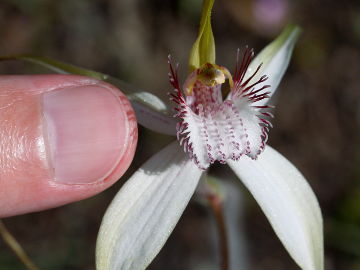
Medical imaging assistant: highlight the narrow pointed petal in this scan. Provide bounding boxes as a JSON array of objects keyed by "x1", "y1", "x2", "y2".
[
  {"x1": 228, "y1": 146, "x2": 323, "y2": 270},
  {"x1": 96, "y1": 141, "x2": 203, "y2": 270},
  {"x1": 129, "y1": 91, "x2": 177, "y2": 135},
  {"x1": 0, "y1": 55, "x2": 177, "y2": 135},
  {"x1": 245, "y1": 25, "x2": 301, "y2": 106}
]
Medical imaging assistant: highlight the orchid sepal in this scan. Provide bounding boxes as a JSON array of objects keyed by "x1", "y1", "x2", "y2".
[
  {"x1": 228, "y1": 146, "x2": 324, "y2": 270},
  {"x1": 188, "y1": 0, "x2": 216, "y2": 72},
  {"x1": 95, "y1": 141, "x2": 203, "y2": 270}
]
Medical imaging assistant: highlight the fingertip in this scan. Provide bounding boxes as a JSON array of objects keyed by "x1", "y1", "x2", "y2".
[
  {"x1": 43, "y1": 82, "x2": 136, "y2": 185},
  {"x1": 0, "y1": 75, "x2": 138, "y2": 217}
]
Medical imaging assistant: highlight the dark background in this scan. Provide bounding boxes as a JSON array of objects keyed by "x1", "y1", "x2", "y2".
[{"x1": 0, "y1": 0, "x2": 359, "y2": 269}]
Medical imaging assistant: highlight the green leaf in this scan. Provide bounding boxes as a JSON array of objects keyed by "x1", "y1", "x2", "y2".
[
  {"x1": 0, "y1": 55, "x2": 177, "y2": 135},
  {"x1": 188, "y1": 0, "x2": 216, "y2": 72}
]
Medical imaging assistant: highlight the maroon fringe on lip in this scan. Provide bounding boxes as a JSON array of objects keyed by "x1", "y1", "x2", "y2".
[{"x1": 168, "y1": 49, "x2": 274, "y2": 169}]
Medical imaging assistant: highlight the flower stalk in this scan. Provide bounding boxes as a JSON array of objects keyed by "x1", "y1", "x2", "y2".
[
  {"x1": 207, "y1": 190, "x2": 229, "y2": 270},
  {"x1": 0, "y1": 220, "x2": 40, "y2": 270}
]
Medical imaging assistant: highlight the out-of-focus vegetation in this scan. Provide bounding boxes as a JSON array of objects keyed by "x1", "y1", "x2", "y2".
[{"x1": 0, "y1": 0, "x2": 359, "y2": 269}]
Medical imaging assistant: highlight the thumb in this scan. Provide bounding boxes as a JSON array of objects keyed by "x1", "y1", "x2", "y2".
[{"x1": 0, "y1": 75, "x2": 138, "y2": 217}]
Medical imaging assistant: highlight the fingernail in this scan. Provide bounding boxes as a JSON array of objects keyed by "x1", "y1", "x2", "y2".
[{"x1": 43, "y1": 84, "x2": 129, "y2": 184}]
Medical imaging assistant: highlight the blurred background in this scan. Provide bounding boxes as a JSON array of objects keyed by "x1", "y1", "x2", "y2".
[{"x1": 0, "y1": 0, "x2": 359, "y2": 269}]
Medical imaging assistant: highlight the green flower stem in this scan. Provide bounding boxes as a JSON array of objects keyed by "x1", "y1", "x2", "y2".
[{"x1": 0, "y1": 220, "x2": 40, "y2": 270}]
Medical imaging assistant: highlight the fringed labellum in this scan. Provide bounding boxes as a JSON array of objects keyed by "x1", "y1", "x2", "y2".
[{"x1": 169, "y1": 48, "x2": 274, "y2": 170}]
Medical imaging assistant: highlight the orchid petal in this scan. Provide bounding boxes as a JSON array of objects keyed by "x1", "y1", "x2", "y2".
[
  {"x1": 96, "y1": 141, "x2": 203, "y2": 270},
  {"x1": 0, "y1": 55, "x2": 177, "y2": 135},
  {"x1": 130, "y1": 91, "x2": 177, "y2": 135},
  {"x1": 228, "y1": 146, "x2": 323, "y2": 270},
  {"x1": 244, "y1": 25, "x2": 301, "y2": 106}
]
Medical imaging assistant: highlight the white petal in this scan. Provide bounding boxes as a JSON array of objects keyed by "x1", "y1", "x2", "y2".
[
  {"x1": 228, "y1": 146, "x2": 323, "y2": 270},
  {"x1": 130, "y1": 92, "x2": 177, "y2": 136},
  {"x1": 101, "y1": 80, "x2": 177, "y2": 135},
  {"x1": 245, "y1": 25, "x2": 301, "y2": 106},
  {"x1": 96, "y1": 141, "x2": 203, "y2": 270}
]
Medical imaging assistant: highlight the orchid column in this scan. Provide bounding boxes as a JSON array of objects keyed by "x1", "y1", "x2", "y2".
[{"x1": 95, "y1": 1, "x2": 324, "y2": 269}]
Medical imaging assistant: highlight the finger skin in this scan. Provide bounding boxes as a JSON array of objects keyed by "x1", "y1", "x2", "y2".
[{"x1": 0, "y1": 75, "x2": 138, "y2": 217}]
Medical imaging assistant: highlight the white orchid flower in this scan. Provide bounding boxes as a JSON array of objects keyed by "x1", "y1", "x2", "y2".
[{"x1": 96, "y1": 1, "x2": 324, "y2": 270}]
